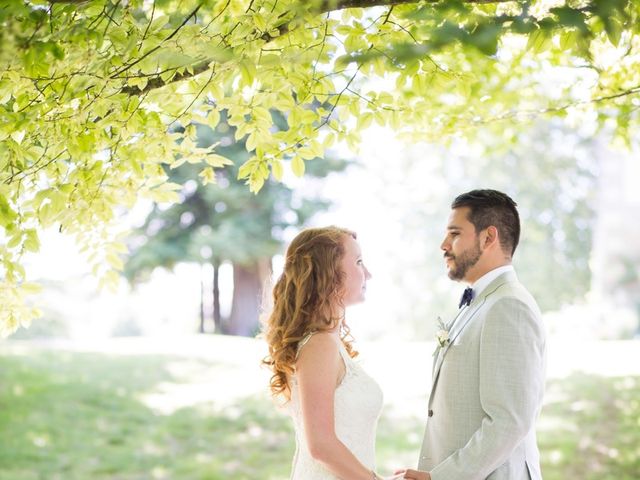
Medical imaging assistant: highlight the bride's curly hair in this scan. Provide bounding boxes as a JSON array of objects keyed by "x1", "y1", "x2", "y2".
[{"x1": 261, "y1": 226, "x2": 359, "y2": 401}]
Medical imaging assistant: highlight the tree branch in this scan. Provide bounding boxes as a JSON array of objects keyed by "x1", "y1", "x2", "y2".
[
  {"x1": 258, "y1": 0, "x2": 509, "y2": 42},
  {"x1": 471, "y1": 84, "x2": 640, "y2": 126},
  {"x1": 119, "y1": 61, "x2": 212, "y2": 96},
  {"x1": 317, "y1": 0, "x2": 510, "y2": 11},
  {"x1": 110, "y1": 3, "x2": 204, "y2": 79},
  {"x1": 106, "y1": 0, "x2": 511, "y2": 95}
]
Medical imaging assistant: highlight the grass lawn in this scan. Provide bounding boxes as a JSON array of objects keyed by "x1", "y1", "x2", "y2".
[
  {"x1": 0, "y1": 349, "x2": 296, "y2": 480},
  {"x1": 0, "y1": 340, "x2": 638, "y2": 479},
  {"x1": 538, "y1": 373, "x2": 640, "y2": 480}
]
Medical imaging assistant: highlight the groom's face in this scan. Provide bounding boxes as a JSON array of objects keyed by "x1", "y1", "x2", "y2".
[{"x1": 441, "y1": 207, "x2": 483, "y2": 282}]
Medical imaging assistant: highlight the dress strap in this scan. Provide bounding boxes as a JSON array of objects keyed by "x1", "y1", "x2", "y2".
[
  {"x1": 295, "y1": 332, "x2": 352, "y2": 373},
  {"x1": 335, "y1": 341, "x2": 354, "y2": 386},
  {"x1": 337, "y1": 341, "x2": 353, "y2": 368},
  {"x1": 295, "y1": 331, "x2": 317, "y2": 360}
]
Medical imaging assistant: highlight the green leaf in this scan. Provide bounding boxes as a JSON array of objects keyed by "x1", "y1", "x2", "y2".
[
  {"x1": 246, "y1": 132, "x2": 258, "y2": 152},
  {"x1": 205, "y1": 154, "x2": 234, "y2": 167},
  {"x1": 7, "y1": 233, "x2": 21, "y2": 249},
  {"x1": 559, "y1": 31, "x2": 580, "y2": 51},
  {"x1": 297, "y1": 146, "x2": 316, "y2": 160},
  {"x1": 526, "y1": 27, "x2": 552, "y2": 53},
  {"x1": 199, "y1": 166, "x2": 217, "y2": 185},
  {"x1": 10, "y1": 130, "x2": 25, "y2": 144},
  {"x1": 271, "y1": 159, "x2": 283, "y2": 181},
  {"x1": 106, "y1": 252, "x2": 124, "y2": 270},
  {"x1": 20, "y1": 282, "x2": 43, "y2": 295},
  {"x1": 109, "y1": 27, "x2": 129, "y2": 49},
  {"x1": 357, "y1": 112, "x2": 374, "y2": 130},
  {"x1": 239, "y1": 60, "x2": 257, "y2": 86},
  {"x1": 0, "y1": 194, "x2": 18, "y2": 226},
  {"x1": 323, "y1": 132, "x2": 336, "y2": 148},
  {"x1": 248, "y1": 173, "x2": 265, "y2": 193},
  {"x1": 550, "y1": 6, "x2": 589, "y2": 35},
  {"x1": 291, "y1": 156, "x2": 305, "y2": 177},
  {"x1": 23, "y1": 229, "x2": 40, "y2": 253},
  {"x1": 468, "y1": 23, "x2": 501, "y2": 56},
  {"x1": 604, "y1": 16, "x2": 624, "y2": 46},
  {"x1": 253, "y1": 13, "x2": 267, "y2": 31},
  {"x1": 207, "y1": 109, "x2": 221, "y2": 129}
]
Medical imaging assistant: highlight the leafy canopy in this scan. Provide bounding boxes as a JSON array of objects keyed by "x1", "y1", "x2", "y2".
[{"x1": 1, "y1": 0, "x2": 639, "y2": 336}]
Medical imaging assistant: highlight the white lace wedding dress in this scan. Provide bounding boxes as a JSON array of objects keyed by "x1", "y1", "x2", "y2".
[{"x1": 287, "y1": 335, "x2": 384, "y2": 479}]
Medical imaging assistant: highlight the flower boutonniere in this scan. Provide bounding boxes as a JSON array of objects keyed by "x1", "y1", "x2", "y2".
[{"x1": 435, "y1": 316, "x2": 451, "y2": 350}]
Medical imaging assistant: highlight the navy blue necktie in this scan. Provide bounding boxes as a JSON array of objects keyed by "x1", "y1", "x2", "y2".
[{"x1": 458, "y1": 287, "x2": 474, "y2": 309}]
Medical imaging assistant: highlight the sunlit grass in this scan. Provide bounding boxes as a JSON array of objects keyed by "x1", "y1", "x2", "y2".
[
  {"x1": 538, "y1": 373, "x2": 640, "y2": 480},
  {"x1": 0, "y1": 350, "x2": 294, "y2": 480},
  {"x1": 0, "y1": 340, "x2": 638, "y2": 479}
]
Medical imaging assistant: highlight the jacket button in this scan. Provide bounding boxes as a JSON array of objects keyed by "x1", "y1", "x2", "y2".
[{"x1": 428, "y1": 409, "x2": 433, "y2": 417}]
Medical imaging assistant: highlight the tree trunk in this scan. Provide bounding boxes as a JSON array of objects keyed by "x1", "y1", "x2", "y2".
[
  {"x1": 212, "y1": 260, "x2": 222, "y2": 334},
  {"x1": 199, "y1": 267, "x2": 205, "y2": 334},
  {"x1": 227, "y1": 259, "x2": 271, "y2": 337}
]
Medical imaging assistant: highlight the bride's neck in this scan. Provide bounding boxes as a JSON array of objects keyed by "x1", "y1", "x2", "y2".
[{"x1": 334, "y1": 309, "x2": 346, "y2": 329}]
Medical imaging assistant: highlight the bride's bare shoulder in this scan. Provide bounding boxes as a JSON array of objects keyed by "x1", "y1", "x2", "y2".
[{"x1": 296, "y1": 331, "x2": 340, "y2": 362}]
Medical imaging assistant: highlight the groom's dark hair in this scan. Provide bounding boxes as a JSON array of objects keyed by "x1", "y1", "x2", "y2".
[{"x1": 452, "y1": 189, "x2": 520, "y2": 257}]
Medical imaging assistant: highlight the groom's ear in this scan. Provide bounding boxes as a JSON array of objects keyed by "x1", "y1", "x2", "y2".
[{"x1": 482, "y1": 225, "x2": 499, "y2": 249}]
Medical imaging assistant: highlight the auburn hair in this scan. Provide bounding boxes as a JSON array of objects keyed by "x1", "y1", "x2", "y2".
[{"x1": 261, "y1": 226, "x2": 359, "y2": 401}]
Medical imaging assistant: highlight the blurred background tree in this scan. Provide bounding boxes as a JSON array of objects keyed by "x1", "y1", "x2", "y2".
[
  {"x1": 340, "y1": 117, "x2": 625, "y2": 339},
  {"x1": 124, "y1": 112, "x2": 348, "y2": 336}
]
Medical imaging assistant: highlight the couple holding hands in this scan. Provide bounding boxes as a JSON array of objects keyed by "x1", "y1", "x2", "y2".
[{"x1": 263, "y1": 189, "x2": 547, "y2": 480}]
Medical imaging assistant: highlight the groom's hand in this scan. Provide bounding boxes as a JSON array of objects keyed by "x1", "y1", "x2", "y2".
[{"x1": 402, "y1": 469, "x2": 431, "y2": 480}]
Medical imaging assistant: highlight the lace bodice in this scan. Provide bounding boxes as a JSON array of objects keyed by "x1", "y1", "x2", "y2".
[{"x1": 287, "y1": 335, "x2": 383, "y2": 479}]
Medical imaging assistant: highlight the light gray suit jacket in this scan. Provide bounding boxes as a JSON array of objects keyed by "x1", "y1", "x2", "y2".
[{"x1": 418, "y1": 271, "x2": 546, "y2": 480}]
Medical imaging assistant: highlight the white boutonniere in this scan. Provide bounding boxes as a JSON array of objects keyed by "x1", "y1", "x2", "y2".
[{"x1": 434, "y1": 316, "x2": 451, "y2": 351}]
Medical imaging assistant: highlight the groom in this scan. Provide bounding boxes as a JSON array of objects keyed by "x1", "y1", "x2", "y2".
[{"x1": 404, "y1": 189, "x2": 546, "y2": 480}]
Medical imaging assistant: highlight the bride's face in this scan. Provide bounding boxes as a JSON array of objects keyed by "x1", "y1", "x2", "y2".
[{"x1": 339, "y1": 235, "x2": 372, "y2": 306}]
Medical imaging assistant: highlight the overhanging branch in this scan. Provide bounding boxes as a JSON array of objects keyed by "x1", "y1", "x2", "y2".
[
  {"x1": 119, "y1": 61, "x2": 212, "y2": 96},
  {"x1": 325, "y1": 0, "x2": 512, "y2": 9},
  {"x1": 110, "y1": 3, "x2": 204, "y2": 79},
  {"x1": 96, "y1": 0, "x2": 520, "y2": 96},
  {"x1": 471, "y1": 84, "x2": 640, "y2": 126}
]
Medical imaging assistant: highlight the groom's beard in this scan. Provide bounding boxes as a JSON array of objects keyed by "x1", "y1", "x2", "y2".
[{"x1": 446, "y1": 239, "x2": 482, "y2": 281}]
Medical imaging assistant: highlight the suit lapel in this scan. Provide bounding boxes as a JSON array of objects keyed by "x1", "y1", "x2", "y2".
[
  {"x1": 429, "y1": 271, "x2": 517, "y2": 402},
  {"x1": 431, "y1": 306, "x2": 466, "y2": 376},
  {"x1": 431, "y1": 300, "x2": 484, "y2": 385}
]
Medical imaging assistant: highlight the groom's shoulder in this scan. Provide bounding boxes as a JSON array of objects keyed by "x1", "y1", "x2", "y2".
[{"x1": 487, "y1": 279, "x2": 541, "y2": 316}]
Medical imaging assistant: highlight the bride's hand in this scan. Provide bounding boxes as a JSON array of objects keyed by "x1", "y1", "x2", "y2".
[
  {"x1": 402, "y1": 469, "x2": 430, "y2": 480},
  {"x1": 384, "y1": 471, "x2": 407, "y2": 480}
]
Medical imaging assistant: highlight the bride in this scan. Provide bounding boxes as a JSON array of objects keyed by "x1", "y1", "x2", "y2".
[{"x1": 263, "y1": 226, "x2": 398, "y2": 479}]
